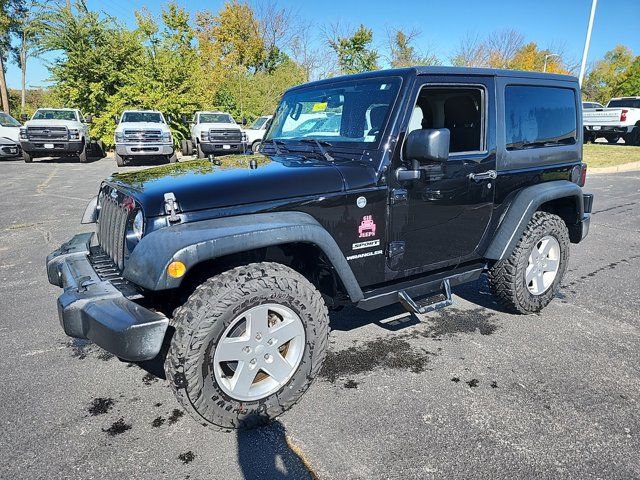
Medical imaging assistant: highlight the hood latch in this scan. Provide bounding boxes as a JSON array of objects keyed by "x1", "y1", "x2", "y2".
[{"x1": 164, "y1": 192, "x2": 181, "y2": 223}]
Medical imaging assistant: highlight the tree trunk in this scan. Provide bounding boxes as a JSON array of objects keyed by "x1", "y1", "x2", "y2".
[
  {"x1": 21, "y1": 47, "x2": 27, "y2": 113},
  {"x1": 0, "y1": 55, "x2": 10, "y2": 114}
]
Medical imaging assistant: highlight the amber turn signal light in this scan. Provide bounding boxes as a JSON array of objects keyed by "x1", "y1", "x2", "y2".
[{"x1": 167, "y1": 261, "x2": 186, "y2": 278}]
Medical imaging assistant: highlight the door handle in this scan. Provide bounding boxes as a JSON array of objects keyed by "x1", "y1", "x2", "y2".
[{"x1": 468, "y1": 170, "x2": 497, "y2": 182}]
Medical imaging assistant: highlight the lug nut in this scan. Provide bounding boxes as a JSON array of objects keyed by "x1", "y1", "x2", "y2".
[
  {"x1": 255, "y1": 333, "x2": 263, "y2": 341},
  {"x1": 264, "y1": 354, "x2": 273, "y2": 363},
  {"x1": 249, "y1": 358, "x2": 257, "y2": 368},
  {"x1": 243, "y1": 346, "x2": 251, "y2": 354},
  {"x1": 267, "y1": 338, "x2": 276, "y2": 346}
]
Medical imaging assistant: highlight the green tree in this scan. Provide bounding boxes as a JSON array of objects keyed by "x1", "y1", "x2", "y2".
[
  {"x1": 329, "y1": 24, "x2": 379, "y2": 74},
  {"x1": 0, "y1": 0, "x2": 24, "y2": 113},
  {"x1": 616, "y1": 56, "x2": 640, "y2": 98},
  {"x1": 388, "y1": 29, "x2": 440, "y2": 68},
  {"x1": 582, "y1": 45, "x2": 635, "y2": 104}
]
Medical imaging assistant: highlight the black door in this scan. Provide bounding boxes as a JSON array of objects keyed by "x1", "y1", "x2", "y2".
[{"x1": 387, "y1": 76, "x2": 496, "y2": 277}]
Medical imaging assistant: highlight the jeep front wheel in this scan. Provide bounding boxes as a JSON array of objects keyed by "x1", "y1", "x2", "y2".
[
  {"x1": 165, "y1": 262, "x2": 329, "y2": 429},
  {"x1": 488, "y1": 212, "x2": 569, "y2": 314}
]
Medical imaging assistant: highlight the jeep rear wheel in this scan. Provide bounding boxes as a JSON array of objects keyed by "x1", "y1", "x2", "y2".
[
  {"x1": 488, "y1": 212, "x2": 569, "y2": 314},
  {"x1": 165, "y1": 262, "x2": 329, "y2": 430}
]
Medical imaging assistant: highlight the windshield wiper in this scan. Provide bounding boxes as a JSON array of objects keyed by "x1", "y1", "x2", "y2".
[
  {"x1": 261, "y1": 139, "x2": 288, "y2": 155},
  {"x1": 297, "y1": 138, "x2": 334, "y2": 162}
]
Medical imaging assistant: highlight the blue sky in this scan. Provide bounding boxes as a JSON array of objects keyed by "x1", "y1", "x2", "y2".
[{"x1": 6, "y1": 0, "x2": 640, "y2": 89}]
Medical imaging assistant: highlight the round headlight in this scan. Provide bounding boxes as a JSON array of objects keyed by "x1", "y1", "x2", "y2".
[{"x1": 132, "y1": 210, "x2": 144, "y2": 240}]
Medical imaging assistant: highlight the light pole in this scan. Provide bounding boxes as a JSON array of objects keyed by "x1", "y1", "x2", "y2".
[
  {"x1": 579, "y1": 0, "x2": 598, "y2": 87},
  {"x1": 543, "y1": 53, "x2": 561, "y2": 72}
]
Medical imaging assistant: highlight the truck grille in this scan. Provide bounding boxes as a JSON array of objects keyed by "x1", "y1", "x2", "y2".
[
  {"x1": 26, "y1": 126, "x2": 68, "y2": 141},
  {"x1": 207, "y1": 129, "x2": 243, "y2": 143},
  {"x1": 123, "y1": 129, "x2": 162, "y2": 143},
  {"x1": 97, "y1": 186, "x2": 130, "y2": 270}
]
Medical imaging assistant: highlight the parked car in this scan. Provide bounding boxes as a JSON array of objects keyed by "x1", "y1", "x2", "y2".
[
  {"x1": 0, "y1": 111, "x2": 22, "y2": 143},
  {"x1": 583, "y1": 96, "x2": 640, "y2": 145},
  {"x1": 19, "y1": 108, "x2": 94, "y2": 163},
  {"x1": 46, "y1": 67, "x2": 592, "y2": 430},
  {"x1": 0, "y1": 138, "x2": 21, "y2": 159},
  {"x1": 114, "y1": 110, "x2": 176, "y2": 166},
  {"x1": 242, "y1": 115, "x2": 272, "y2": 153},
  {"x1": 182, "y1": 111, "x2": 246, "y2": 158}
]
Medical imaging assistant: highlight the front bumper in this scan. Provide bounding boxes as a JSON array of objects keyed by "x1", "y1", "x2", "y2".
[
  {"x1": 46, "y1": 233, "x2": 168, "y2": 361},
  {"x1": 115, "y1": 143, "x2": 174, "y2": 156},
  {"x1": 200, "y1": 141, "x2": 246, "y2": 154},
  {"x1": 21, "y1": 140, "x2": 83, "y2": 155},
  {"x1": 0, "y1": 143, "x2": 21, "y2": 157}
]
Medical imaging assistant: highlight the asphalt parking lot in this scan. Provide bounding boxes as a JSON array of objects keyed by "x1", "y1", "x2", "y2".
[{"x1": 1, "y1": 155, "x2": 638, "y2": 480}]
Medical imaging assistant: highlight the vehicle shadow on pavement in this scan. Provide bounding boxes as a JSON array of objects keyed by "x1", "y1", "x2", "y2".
[
  {"x1": 237, "y1": 421, "x2": 314, "y2": 479},
  {"x1": 37, "y1": 155, "x2": 103, "y2": 164}
]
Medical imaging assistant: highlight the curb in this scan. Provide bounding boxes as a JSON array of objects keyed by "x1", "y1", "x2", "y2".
[{"x1": 588, "y1": 161, "x2": 640, "y2": 175}]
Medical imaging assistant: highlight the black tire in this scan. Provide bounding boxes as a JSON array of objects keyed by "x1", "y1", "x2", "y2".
[
  {"x1": 78, "y1": 141, "x2": 88, "y2": 163},
  {"x1": 115, "y1": 152, "x2": 125, "y2": 167},
  {"x1": 23, "y1": 151, "x2": 33, "y2": 163},
  {"x1": 165, "y1": 262, "x2": 329, "y2": 430},
  {"x1": 167, "y1": 152, "x2": 178, "y2": 163},
  {"x1": 186, "y1": 139, "x2": 194, "y2": 156},
  {"x1": 626, "y1": 126, "x2": 640, "y2": 146},
  {"x1": 181, "y1": 139, "x2": 188, "y2": 156},
  {"x1": 251, "y1": 140, "x2": 261, "y2": 153},
  {"x1": 606, "y1": 135, "x2": 621, "y2": 144},
  {"x1": 196, "y1": 142, "x2": 205, "y2": 159},
  {"x1": 488, "y1": 212, "x2": 570, "y2": 314}
]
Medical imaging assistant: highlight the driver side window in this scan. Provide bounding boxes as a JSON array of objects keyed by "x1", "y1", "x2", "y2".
[{"x1": 407, "y1": 86, "x2": 485, "y2": 154}]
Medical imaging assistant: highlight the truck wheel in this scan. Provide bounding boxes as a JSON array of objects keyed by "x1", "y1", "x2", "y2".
[
  {"x1": 251, "y1": 140, "x2": 261, "y2": 153},
  {"x1": 165, "y1": 262, "x2": 329, "y2": 430},
  {"x1": 186, "y1": 140, "x2": 194, "y2": 156},
  {"x1": 606, "y1": 135, "x2": 621, "y2": 144},
  {"x1": 78, "y1": 142, "x2": 88, "y2": 163},
  {"x1": 196, "y1": 142, "x2": 205, "y2": 159},
  {"x1": 627, "y1": 127, "x2": 640, "y2": 146},
  {"x1": 23, "y1": 151, "x2": 33, "y2": 163},
  {"x1": 167, "y1": 153, "x2": 177, "y2": 163},
  {"x1": 181, "y1": 139, "x2": 189, "y2": 156},
  {"x1": 115, "y1": 152, "x2": 125, "y2": 167},
  {"x1": 488, "y1": 212, "x2": 569, "y2": 314}
]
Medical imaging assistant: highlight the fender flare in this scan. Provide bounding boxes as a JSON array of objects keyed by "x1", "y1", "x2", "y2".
[
  {"x1": 485, "y1": 180, "x2": 584, "y2": 260},
  {"x1": 124, "y1": 211, "x2": 364, "y2": 302}
]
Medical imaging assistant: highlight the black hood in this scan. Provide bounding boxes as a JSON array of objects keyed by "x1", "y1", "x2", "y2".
[{"x1": 106, "y1": 154, "x2": 370, "y2": 217}]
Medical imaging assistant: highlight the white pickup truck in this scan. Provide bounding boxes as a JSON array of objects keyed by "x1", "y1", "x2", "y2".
[
  {"x1": 114, "y1": 110, "x2": 176, "y2": 166},
  {"x1": 182, "y1": 111, "x2": 246, "y2": 158},
  {"x1": 583, "y1": 97, "x2": 640, "y2": 145},
  {"x1": 242, "y1": 115, "x2": 272, "y2": 153},
  {"x1": 19, "y1": 108, "x2": 93, "y2": 163}
]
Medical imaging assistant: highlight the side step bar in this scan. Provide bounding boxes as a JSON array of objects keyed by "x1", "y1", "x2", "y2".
[{"x1": 398, "y1": 279, "x2": 453, "y2": 315}]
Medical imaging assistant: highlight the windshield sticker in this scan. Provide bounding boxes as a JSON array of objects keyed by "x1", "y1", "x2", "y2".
[
  {"x1": 352, "y1": 239, "x2": 380, "y2": 251},
  {"x1": 358, "y1": 215, "x2": 376, "y2": 238},
  {"x1": 356, "y1": 196, "x2": 367, "y2": 208},
  {"x1": 347, "y1": 249, "x2": 383, "y2": 261},
  {"x1": 312, "y1": 102, "x2": 327, "y2": 112}
]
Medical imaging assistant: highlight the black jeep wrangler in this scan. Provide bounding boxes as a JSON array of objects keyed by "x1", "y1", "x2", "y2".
[{"x1": 46, "y1": 67, "x2": 593, "y2": 429}]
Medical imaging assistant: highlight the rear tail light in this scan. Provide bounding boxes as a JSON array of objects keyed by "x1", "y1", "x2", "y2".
[{"x1": 620, "y1": 109, "x2": 628, "y2": 122}]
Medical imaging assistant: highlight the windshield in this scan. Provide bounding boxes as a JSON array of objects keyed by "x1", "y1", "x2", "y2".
[
  {"x1": 121, "y1": 112, "x2": 164, "y2": 123},
  {"x1": 0, "y1": 112, "x2": 20, "y2": 127},
  {"x1": 607, "y1": 99, "x2": 640, "y2": 109},
  {"x1": 265, "y1": 77, "x2": 401, "y2": 149},
  {"x1": 250, "y1": 117, "x2": 268, "y2": 129},
  {"x1": 32, "y1": 109, "x2": 78, "y2": 121},
  {"x1": 199, "y1": 113, "x2": 234, "y2": 124}
]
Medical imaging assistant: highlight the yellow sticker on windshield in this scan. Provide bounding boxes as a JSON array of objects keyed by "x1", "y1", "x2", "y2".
[{"x1": 312, "y1": 102, "x2": 327, "y2": 112}]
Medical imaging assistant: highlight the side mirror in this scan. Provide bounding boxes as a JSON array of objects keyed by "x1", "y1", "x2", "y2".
[
  {"x1": 113, "y1": 115, "x2": 119, "y2": 125},
  {"x1": 166, "y1": 115, "x2": 172, "y2": 123},
  {"x1": 85, "y1": 115, "x2": 93, "y2": 124},
  {"x1": 405, "y1": 128, "x2": 450, "y2": 163},
  {"x1": 242, "y1": 117, "x2": 247, "y2": 126},
  {"x1": 181, "y1": 114, "x2": 189, "y2": 124},
  {"x1": 20, "y1": 113, "x2": 28, "y2": 122}
]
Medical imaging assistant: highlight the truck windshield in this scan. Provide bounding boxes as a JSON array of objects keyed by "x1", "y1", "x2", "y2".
[
  {"x1": 121, "y1": 112, "x2": 164, "y2": 123},
  {"x1": 0, "y1": 112, "x2": 20, "y2": 127},
  {"x1": 607, "y1": 99, "x2": 640, "y2": 108},
  {"x1": 32, "y1": 110, "x2": 78, "y2": 121},
  {"x1": 249, "y1": 117, "x2": 268, "y2": 129},
  {"x1": 265, "y1": 77, "x2": 401, "y2": 150},
  {"x1": 199, "y1": 113, "x2": 234, "y2": 124}
]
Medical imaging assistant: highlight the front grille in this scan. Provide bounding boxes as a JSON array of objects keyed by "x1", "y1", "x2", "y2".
[
  {"x1": 27, "y1": 126, "x2": 68, "y2": 141},
  {"x1": 97, "y1": 186, "x2": 130, "y2": 270},
  {"x1": 89, "y1": 246, "x2": 141, "y2": 299},
  {"x1": 208, "y1": 129, "x2": 243, "y2": 143},
  {"x1": 123, "y1": 129, "x2": 162, "y2": 143}
]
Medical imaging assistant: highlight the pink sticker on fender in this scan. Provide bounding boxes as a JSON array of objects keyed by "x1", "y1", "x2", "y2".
[{"x1": 358, "y1": 215, "x2": 377, "y2": 238}]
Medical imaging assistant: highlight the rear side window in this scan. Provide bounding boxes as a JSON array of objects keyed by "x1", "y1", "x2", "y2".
[{"x1": 505, "y1": 86, "x2": 577, "y2": 150}]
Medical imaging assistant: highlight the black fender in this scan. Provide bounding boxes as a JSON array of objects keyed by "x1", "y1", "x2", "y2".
[
  {"x1": 124, "y1": 211, "x2": 364, "y2": 302},
  {"x1": 484, "y1": 180, "x2": 584, "y2": 260}
]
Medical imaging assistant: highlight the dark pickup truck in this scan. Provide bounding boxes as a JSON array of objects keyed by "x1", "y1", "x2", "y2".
[{"x1": 46, "y1": 67, "x2": 592, "y2": 429}]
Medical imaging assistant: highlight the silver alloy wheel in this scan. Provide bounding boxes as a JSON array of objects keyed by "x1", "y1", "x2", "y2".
[
  {"x1": 213, "y1": 304, "x2": 306, "y2": 402},
  {"x1": 525, "y1": 235, "x2": 561, "y2": 295}
]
